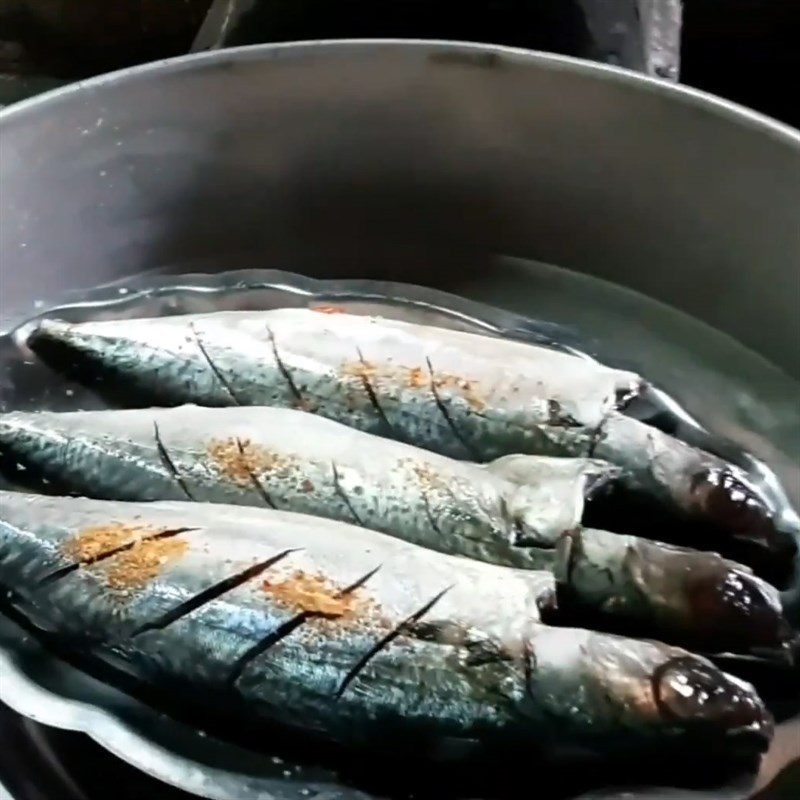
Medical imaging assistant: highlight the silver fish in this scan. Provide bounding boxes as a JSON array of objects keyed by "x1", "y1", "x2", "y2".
[
  {"x1": 28, "y1": 309, "x2": 793, "y2": 560},
  {"x1": 0, "y1": 405, "x2": 608, "y2": 564},
  {"x1": 0, "y1": 491, "x2": 774, "y2": 757},
  {"x1": 0, "y1": 405, "x2": 792, "y2": 659}
]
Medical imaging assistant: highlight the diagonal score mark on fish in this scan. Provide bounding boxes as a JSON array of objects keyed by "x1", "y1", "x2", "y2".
[
  {"x1": 226, "y1": 564, "x2": 383, "y2": 688},
  {"x1": 353, "y1": 345, "x2": 398, "y2": 437},
  {"x1": 425, "y1": 356, "x2": 482, "y2": 462},
  {"x1": 416, "y1": 473, "x2": 446, "y2": 542},
  {"x1": 234, "y1": 436, "x2": 277, "y2": 509},
  {"x1": 330, "y1": 460, "x2": 366, "y2": 527},
  {"x1": 335, "y1": 584, "x2": 454, "y2": 699},
  {"x1": 266, "y1": 323, "x2": 305, "y2": 407},
  {"x1": 153, "y1": 421, "x2": 195, "y2": 501},
  {"x1": 0, "y1": 492, "x2": 778, "y2": 757},
  {"x1": 190, "y1": 321, "x2": 241, "y2": 405},
  {"x1": 126, "y1": 548, "x2": 298, "y2": 638}
]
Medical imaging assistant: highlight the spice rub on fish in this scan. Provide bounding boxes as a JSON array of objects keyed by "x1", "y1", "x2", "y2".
[
  {"x1": 1, "y1": 404, "x2": 793, "y2": 659},
  {"x1": 0, "y1": 405, "x2": 609, "y2": 566},
  {"x1": 28, "y1": 308, "x2": 796, "y2": 564},
  {"x1": 0, "y1": 491, "x2": 775, "y2": 759}
]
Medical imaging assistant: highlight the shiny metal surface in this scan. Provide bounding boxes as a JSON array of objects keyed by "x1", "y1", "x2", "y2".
[{"x1": 0, "y1": 40, "x2": 798, "y2": 375}]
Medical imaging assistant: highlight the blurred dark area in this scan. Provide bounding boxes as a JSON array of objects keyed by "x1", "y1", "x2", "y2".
[
  {"x1": 0, "y1": 1, "x2": 798, "y2": 127},
  {"x1": 0, "y1": 0, "x2": 212, "y2": 77},
  {"x1": 680, "y1": 1, "x2": 800, "y2": 128},
  {"x1": 1, "y1": 703, "x2": 799, "y2": 800}
]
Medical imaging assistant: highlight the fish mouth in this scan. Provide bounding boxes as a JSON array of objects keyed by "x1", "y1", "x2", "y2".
[
  {"x1": 690, "y1": 468, "x2": 797, "y2": 562},
  {"x1": 652, "y1": 655, "x2": 774, "y2": 753},
  {"x1": 725, "y1": 723, "x2": 775, "y2": 748},
  {"x1": 684, "y1": 563, "x2": 797, "y2": 660}
]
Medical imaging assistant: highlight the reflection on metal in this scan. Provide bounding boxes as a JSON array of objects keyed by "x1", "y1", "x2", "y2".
[
  {"x1": 193, "y1": 0, "x2": 257, "y2": 52},
  {"x1": 639, "y1": 0, "x2": 683, "y2": 79}
]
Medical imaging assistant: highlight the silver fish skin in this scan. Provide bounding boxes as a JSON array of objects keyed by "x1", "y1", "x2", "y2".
[
  {"x1": 0, "y1": 405, "x2": 793, "y2": 660},
  {"x1": 0, "y1": 491, "x2": 774, "y2": 756},
  {"x1": 27, "y1": 309, "x2": 639, "y2": 460},
  {"x1": 28, "y1": 309, "x2": 792, "y2": 558},
  {"x1": 0, "y1": 405, "x2": 611, "y2": 568}
]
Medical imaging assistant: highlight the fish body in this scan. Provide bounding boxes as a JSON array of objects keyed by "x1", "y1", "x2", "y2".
[
  {"x1": 27, "y1": 309, "x2": 637, "y2": 460},
  {"x1": 0, "y1": 491, "x2": 773, "y2": 756},
  {"x1": 2, "y1": 404, "x2": 792, "y2": 660},
  {"x1": 29, "y1": 309, "x2": 792, "y2": 559},
  {"x1": 0, "y1": 405, "x2": 610, "y2": 568}
]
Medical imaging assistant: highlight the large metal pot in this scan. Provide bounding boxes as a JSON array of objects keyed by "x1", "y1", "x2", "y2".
[
  {"x1": 0, "y1": 40, "x2": 798, "y2": 800},
  {"x1": 1, "y1": 39, "x2": 798, "y2": 376}
]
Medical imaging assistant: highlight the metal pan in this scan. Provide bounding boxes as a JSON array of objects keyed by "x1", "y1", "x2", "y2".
[{"x1": 0, "y1": 40, "x2": 798, "y2": 799}]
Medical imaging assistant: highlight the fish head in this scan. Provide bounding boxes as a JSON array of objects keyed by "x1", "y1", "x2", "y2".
[
  {"x1": 680, "y1": 557, "x2": 797, "y2": 660},
  {"x1": 587, "y1": 635, "x2": 774, "y2": 755},
  {"x1": 690, "y1": 468, "x2": 798, "y2": 563},
  {"x1": 526, "y1": 628, "x2": 774, "y2": 757},
  {"x1": 561, "y1": 530, "x2": 798, "y2": 661}
]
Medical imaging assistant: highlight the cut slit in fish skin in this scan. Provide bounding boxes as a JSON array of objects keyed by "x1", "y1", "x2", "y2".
[
  {"x1": 1, "y1": 404, "x2": 796, "y2": 660},
  {"x1": 26, "y1": 309, "x2": 798, "y2": 567},
  {"x1": 0, "y1": 491, "x2": 775, "y2": 759}
]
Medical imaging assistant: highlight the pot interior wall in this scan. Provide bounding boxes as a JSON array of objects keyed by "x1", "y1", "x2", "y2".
[{"x1": 1, "y1": 41, "x2": 798, "y2": 377}]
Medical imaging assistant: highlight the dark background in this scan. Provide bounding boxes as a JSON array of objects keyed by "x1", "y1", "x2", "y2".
[
  {"x1": 0, "y1": 1, "x2": 798, "y2": 127},
  {"x1": 681, "y1": 0, "x2": 799, "y2": 129}
]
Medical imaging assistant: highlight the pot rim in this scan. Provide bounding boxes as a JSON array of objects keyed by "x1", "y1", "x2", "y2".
[{"x1": 1, "y1": 38, "x2": 799, "y2": 148}]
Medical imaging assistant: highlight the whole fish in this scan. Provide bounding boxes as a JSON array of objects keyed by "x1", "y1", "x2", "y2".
[
  {"x1": 0, "y1": 405, "x2": 609, "y2": 564},
  {"x1": 0, "y1": 491, "x2": 774, "y2": 758},
  {"x1": 0, "y1": 405, "x2": 792, "y2": 659},
  {"x1": 28, "y1": 309, "x2": 794, "y2": 561}
]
